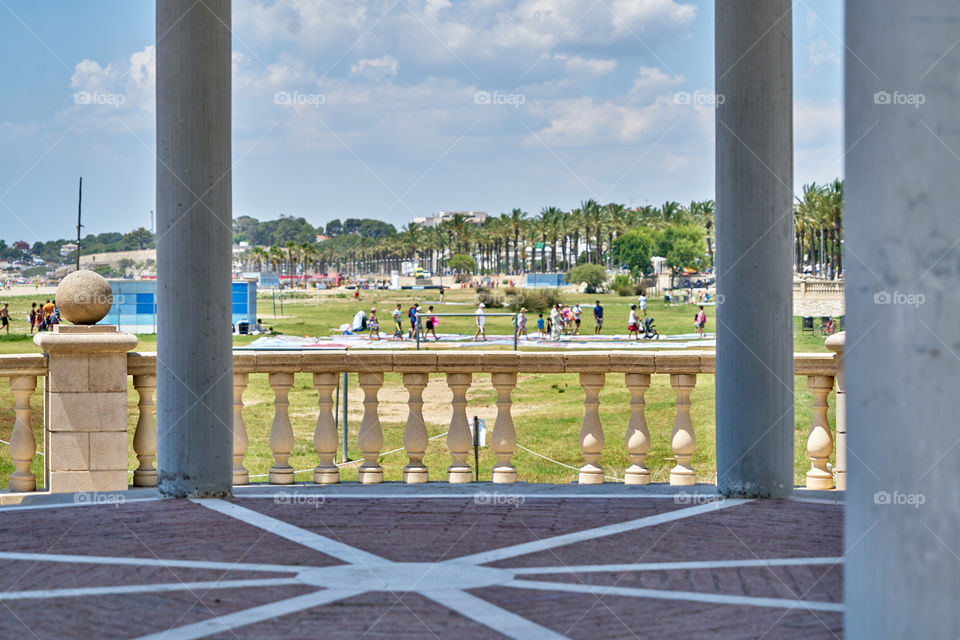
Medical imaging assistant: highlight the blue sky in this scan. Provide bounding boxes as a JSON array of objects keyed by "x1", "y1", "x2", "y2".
[{"x1": 0, "y1": 0, "x2": 842, "y2": 244}]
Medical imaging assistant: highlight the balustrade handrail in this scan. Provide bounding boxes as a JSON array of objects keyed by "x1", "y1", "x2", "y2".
[
  {"x1": 0, "y1": 354, "x2": 48, "y2": 377},
  {"x1": 125, "y1": 350, "x2": 837, "y2": 375}
]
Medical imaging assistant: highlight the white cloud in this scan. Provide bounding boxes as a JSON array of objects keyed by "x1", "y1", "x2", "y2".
[
  {"x1": 350, "y1": 55, "x2": 399, "y2": 78},
  {"x1": 553, "y1": 54, "x2": 617, "y2": 76},
  {"x1": 66, "y1": 46, "x2": 155, "y2": 131}
]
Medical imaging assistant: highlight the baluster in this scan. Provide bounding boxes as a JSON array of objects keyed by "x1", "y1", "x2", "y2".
[
  {"x1": 623, "y1": 373, "x2": 652, "y2": 484},
  {"x1": 402, "y1": 372, "x2": 429, "y2": 483},
  {"x1": 806, "y1": 375, "x2": 835, "y2": 489},
  {"x1": 446, "y1": 372, "x2": 473, "y2": 483},
  {"x1": 669, "y1": 373, "x2": 697, "y2": 486},
  {"x1": 578, "y1": 372, "x2": 605, "y2": 484},
  {"x1": 132, "y1": 374, "x2": 157, "y2": 487},
  {"x1": 491, "y1": 372, "x2": 517, "y2": 483},
  {"x1": 268, "y1": 372, "x2": 295, "y2": 484},
  {"x1": 312, "y1": 372, "x2": 339, "y2": 484},
  {"x1": 9, "y1": 376, "x2": 37, "y2": 492},
  {"x1": 231, "y1": 373, "x2": 249, "y2": 485},
  {"x1": 357, "y1": 372, "x2": 384, "y2": 484}
]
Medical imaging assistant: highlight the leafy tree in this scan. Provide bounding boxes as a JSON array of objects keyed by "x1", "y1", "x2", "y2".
[
  {"x1": 448, "y1": 253, "x2": 476, "y2": 276},
  {"x1": 325, "y1": 219, "x2": 343, "y2": 236},
  {"x1": 123, "y1": 227, "x2": 154, "y2": 250},
  {"x1": 564, "y1": 263, "x2": 607, "y2": 293},
  {"x1": 612, "y1": 228, "x2": 659, "y2": 276},
  {"x1": 658, "y1": 224, "x2": 706, "y2": 272}
]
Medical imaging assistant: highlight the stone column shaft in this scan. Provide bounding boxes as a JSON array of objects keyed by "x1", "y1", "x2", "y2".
[
  {"x1": 156, "y1": 0, "x2": 233, "y2": 497},
  {"x1": 845, "y1": 2, "x2": 960, "y2": 635},
  {"x1": 715, "y1": 0, "x2": 795, "y2": 497}
]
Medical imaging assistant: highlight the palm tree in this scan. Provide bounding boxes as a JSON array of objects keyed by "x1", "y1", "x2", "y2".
[{"x1": 507, "y1": 208, "x2": 528, "y2": 273}]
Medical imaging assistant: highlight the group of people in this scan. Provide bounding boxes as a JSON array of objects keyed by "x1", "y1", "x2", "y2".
[
  {"x1": 360, "y1": 303, "x2": 444, "y2": 342},
  {"x1": 0, "y1": 299, "x2": 61, "y2": 335}
]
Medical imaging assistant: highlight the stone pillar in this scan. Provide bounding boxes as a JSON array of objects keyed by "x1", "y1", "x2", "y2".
[
  {"x1": 845, "y1": 2, "x2": 960, "y2": 635},
  {"x1": 36, "y1": 326, "x2": 138, "y2": 493},
  {"x1": 715, "y1": 0, "x2": 795, "y2": 498},
  {"x1": 825, "y1": 332, "x2": 845, "y2": 490},
  {"x1": 156, "y1": 0, "x2": 233, "y2": 497}
]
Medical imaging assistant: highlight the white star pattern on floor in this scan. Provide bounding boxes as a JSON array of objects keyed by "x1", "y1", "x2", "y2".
[{"x1": 0, "y1": 496, "x2": 844, "y2": 640}]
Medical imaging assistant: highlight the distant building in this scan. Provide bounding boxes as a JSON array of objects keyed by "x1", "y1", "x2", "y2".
[
  {"x1": 12, "y1": 241, "x2": 29, "y2": 252},
  {"x1": 413, "y1": 211, "x2": 487, "y2": 228},
  {"x1": 316, "y1": 234, "x2": 329, "y2": 242},
  {"x1": 60, "y1": 243, "x2": 79, "y2": 256}
]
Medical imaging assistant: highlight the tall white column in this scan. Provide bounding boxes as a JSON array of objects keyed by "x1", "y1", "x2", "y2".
[
  {"x1": 155, "y1": 0, "x2": 233, "y2": 497},
  {"x1": 846, "y1": 1, "x2": 960, "y2": 635},
  {"x1": 714, "y1": 0, "x2": 795, "y2": 498}
]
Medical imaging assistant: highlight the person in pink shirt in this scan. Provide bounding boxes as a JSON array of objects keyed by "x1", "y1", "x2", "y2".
[{"x1": 694, "y1": 305, "x2": 707, "y2": 339}]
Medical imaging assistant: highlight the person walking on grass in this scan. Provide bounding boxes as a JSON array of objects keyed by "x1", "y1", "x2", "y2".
[
  {"x1": 573, "y1": 303, "x2": 582, "y2": 335},
  {"x1": 638, "y1": 292, "x2": 647, "y2": 318},
  {"x1": 29, "y1": 303, "x2": 37, "y2": 334},
  {"x1": 550, "y1": 304, "x2": 562, "y2": 341},
  {"x1": 368, "y1": 308, "x2": 380, "y2": 340},
  {"x1": 474, "y1": 302, "x2": 487, "y2": 341},
  {"x1": 695, "y1": 305, "x2": 707, "y2": 339},
  {"x1": 392, "y1": 304, "x2": 404, "y2": 340},
  {"x1": 628, "y1": 304, "x2": 640, "y2": 340},
  {"x1": 425, "y1": 306, "x2": 440, "y2": 341},
  {"x1": 537, "y1": 312, "x2": 545, "y2": 339},
  {"x1": 593, "y1": 300, "x2": 603, "y2": 334},
  {"x1": 516, "y1": 307, "x2": 528, "y2": 340},
  {"x1": 0, "y1": 303, "x2": 9, "y2": 335}
]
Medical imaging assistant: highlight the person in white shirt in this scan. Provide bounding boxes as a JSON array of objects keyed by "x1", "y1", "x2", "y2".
[
  {"x1": 573, "y1": 303, "x2": 583, "y2": 335},
  {"x1": 628, "y1": 304, "x2": 640, "y2": 340},
  {"x1": 474, "y1": 303, "x2": 487, "y2": 341},
  {"x1": 550, "y1": 304, "x2": 562, "y2": 341},
  {"x1": 637, "y1": 294, "x2": 647, "y2": 318}
]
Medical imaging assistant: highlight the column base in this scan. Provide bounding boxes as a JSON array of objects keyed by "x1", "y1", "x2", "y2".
[
  {"x1": 8, "y1": 474, "x2": 36, "y2": 493},
  {"x1": 669, "y1": 465, "x2": 696, "y2": 486},
  {"x1": 134, "y1": 470, "x2": 159, "y2": 487},
  {"x1": 492, "y1": 465, "x2": 517, "y2": 483},
  {"x1": 269, "y1": 467, "x2": 294, "y2": 485},
  {"x1": 624, "y1": 466, "x2": 650, "y2": 485},
  {"x1": 806, "y1": 469, "x2": 834, "y2": 490},
  {"x1": 314, "y1": 466, "x2": 340, "y2": 485},
  {"x1": 447, "y1": 466, "x2": 473, "y2": 483},
  {"x1": 578, "y1": 464, "x2": 604, "y2": 485},
  {"x1": 403, "y1": 465, "x2": 429, "y2": 484},
  {"x1": 358, "y1": 466, "x2": 383, "y2": 484}
]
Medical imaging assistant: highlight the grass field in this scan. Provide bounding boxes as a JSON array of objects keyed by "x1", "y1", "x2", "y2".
[{"x1": 0, "y1": 285, "x2": 837, "y2": 489}]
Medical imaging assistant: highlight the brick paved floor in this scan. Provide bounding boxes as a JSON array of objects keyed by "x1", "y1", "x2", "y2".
[{"x1": 0, "y1": 487, "x2": 844, "y2": 640}]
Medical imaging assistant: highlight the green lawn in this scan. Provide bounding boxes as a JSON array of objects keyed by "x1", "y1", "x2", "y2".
[{"x1": 0, "y1": 286, "x2": 837, "y2": 489}]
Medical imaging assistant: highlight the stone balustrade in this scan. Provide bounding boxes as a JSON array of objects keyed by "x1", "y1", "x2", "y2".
[{"x1": 1, "y1": 347, "x2": 847, "y2": 494}]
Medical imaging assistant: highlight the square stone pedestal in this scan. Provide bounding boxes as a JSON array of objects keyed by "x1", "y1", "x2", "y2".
[{"x1": 35, "y1": 325, "x2": 138, "y2": 493}]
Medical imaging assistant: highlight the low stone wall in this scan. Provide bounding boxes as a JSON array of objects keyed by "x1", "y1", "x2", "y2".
[{"x1": 793, "y1": 280, "x2": 844, "y2": 317}]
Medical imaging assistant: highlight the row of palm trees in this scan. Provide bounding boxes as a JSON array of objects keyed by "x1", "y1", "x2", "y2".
[
  {"x1": 234, "y1": 186, "x2": 846, "y2": 280},
  {"x1": 234, "y1": 199, "x2": 718, "y2": 278},
  {"x1": 794, "y1": 179, "x2": 844, "y2": 277}
]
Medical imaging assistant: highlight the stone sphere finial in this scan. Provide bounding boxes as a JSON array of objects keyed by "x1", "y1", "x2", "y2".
[{"x1": 55, "y1": 270, "x2": 114, "y2": 325}]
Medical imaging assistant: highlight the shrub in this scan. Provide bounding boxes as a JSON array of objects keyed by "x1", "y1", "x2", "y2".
[
  {"x1": 564, "y1": 263, "x2": 608, "y2": 293},
  {"x1": 503, "y1": 287, "x2": 563, "y2": 313}
]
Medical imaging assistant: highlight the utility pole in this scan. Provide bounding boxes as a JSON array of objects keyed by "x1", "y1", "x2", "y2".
[
  {"x1": 76, "y1": 177, "x2": 83, "y2": 272},
  {"x1": 150, "y1": 210, "x2": 154, "y2": 234}
]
